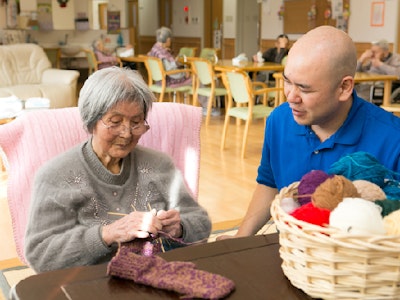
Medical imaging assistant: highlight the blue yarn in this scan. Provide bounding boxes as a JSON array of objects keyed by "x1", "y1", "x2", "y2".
[
  {"x1": 383, "y1": 180, "x2": 400, "y2": 200},
  {"x1": 328, "y1": 152, "x2": 399, "y2": 188}
]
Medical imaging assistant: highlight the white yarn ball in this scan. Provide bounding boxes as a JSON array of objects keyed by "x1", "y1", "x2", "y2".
[
  {"x1": 280, "y1": 197, "x2": 300, "y2": 214},
  {"x1": 329, "y1": 197, "x2": 386, "y2": 235}
]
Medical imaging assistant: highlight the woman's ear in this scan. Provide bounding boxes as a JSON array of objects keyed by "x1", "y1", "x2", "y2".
[{"x1": 338, "y1": 76, "x2": 354, "y2": 101}]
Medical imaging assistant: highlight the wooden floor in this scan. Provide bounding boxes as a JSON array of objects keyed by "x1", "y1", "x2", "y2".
[{"x1": 0, "y1": 113, "x2": 266, "y2": 263}]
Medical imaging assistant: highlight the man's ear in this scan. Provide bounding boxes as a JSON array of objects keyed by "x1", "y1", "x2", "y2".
[{"x1": 338, "y1": 76, "x2": 354, "y2": 101}]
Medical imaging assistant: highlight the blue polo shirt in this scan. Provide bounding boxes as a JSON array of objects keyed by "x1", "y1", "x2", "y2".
[{"x1": 257, "y1": 91, "x2": 400, "y2": 190}]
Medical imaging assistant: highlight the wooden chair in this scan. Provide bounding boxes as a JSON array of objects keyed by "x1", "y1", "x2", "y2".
[
  {"x1": 43, "y1": 47, "x2": 61, "y2": 69},
  {"x1": 0, "y1": 103, "x2": 202, "y2": 292},
  {"x1": 177, "y1": 47, "x2": 197, "y2": 58},
  {"x1": 220, "y1": 69, "x2": 281, "y2": 158},
  {"x1": 188, "y1": 57, "x2": 227, "y2": 125},
  {"x1": 199, "y1": 48, "x2": 220, "y2": 63},
  {"x1": 141, "y1": 55, "x2": 193, "y2": 103}
]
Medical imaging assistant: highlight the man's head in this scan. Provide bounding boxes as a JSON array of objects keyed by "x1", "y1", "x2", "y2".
[
  {"x1": 371, "y1": 39, "x2": 390, "y2": 61},
  {"x1": 276, "y1": 34, "x2": 289, "y2": 49},
  {"x1": 283, "y1": 26, "x2": 356, "y2": 134}
]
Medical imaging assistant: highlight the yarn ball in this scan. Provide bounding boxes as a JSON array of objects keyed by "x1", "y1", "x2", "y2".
[
  {"x1": 280, "y1": 197, "x2": 300, "y2": 214},
  {"x1": 374, "y1": 199, "x2": 400, "y2": 217},
  {"x1": 352, "y1": 179, "x2": 386, "y2": 201},
  {"x1": 382, "y1": 179, "x2": 400, "y2": 200},
  {"x1": 383, "y1": 209, "x2": 400, "y2": 235},
  {"x1": 312, "y1": 175, "x2": 360, "y2": 211},
  {"x1": 328, "y1": 151, "x2": 394, "y2": 187},
  {"x1": 297, "y1": 170, "x2": 332, "y2": 206},
  {"x1": 330, "y1": 197, "x2": 385, "y2": 235},
  {"x1": 290, "y1": 202, "x2": 330, "y2": 227}
]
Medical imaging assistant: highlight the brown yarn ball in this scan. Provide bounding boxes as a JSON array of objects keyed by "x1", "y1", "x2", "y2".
[
  {"x1": 352, "y1": 179, "x2": 386, "y2": 201},
  {"x1": 311, "y1": 175, "x2": 360, "y2": 211}
]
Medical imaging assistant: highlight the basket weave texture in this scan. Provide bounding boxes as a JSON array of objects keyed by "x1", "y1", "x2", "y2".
[{"x1": 271, "y1": 182, "x2": 400, "y2": 300}]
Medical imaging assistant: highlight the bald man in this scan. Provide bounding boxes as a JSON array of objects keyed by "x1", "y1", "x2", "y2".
[{"x1": 218, "y1": 26, "x2": 400, "y2": 240}]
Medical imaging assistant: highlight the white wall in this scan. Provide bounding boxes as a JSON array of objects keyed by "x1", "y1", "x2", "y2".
[
  {"x1": 348, "y1": 0, "x2": 398, "y2": 43},
  {"x1": 172, "y1": 0, "x2": 203, "y2": 37},
  {"x1": 260, "y1": 0, "x2": 399, "y2": 46},
  {"x1": 138, "y1": 0, "x2": 158, "y2": 36},
  {"x1": 223, "y1": 0, "x2": 237, "y2": 38}
]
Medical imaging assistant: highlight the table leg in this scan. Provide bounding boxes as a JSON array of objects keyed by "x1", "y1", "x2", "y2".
[{"x1": 383, "y1": 80, "x2": 393, "y2": 106}]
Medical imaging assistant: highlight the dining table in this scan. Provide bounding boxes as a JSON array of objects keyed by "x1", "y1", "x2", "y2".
[
  {"x1": 10, "y1": 233, "x2": 313, "y2": 300},
  {"x1": 273, "y1": 72, "x2": 399, "y2": 109},
  {"x1": 214, "y1": 59, "x2": 284, "y2": 74}
]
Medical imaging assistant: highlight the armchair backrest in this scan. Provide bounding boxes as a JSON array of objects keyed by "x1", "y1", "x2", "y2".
[
  {"x1": 178, "y1": 47, "x2": 197, "y2": 58},
  {"x1": 145, "y1": 56, "x2": 165, "y2": 83},
  {"x1": 0, "y1": 102, "x2": 202, "y2": 263},
  {"x1": 199, "y1": 48, "x2": 220, "y2": 63},
  {"x1": 222, "y1": 69, "x2": 253, "y2": 104},
  {"x1": 0, "y1": 44, "x2": 51, "y2": 87},
  {"x1": 190, "y1": 57, "x2": 214, "y2": 86}
]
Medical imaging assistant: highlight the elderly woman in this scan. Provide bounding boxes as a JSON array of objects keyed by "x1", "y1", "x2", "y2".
[
  {"x1": 92, "y1": 38, "x2": 122, "y2": 70},
  {"x1": 147, "y1": 26, "x2": 191, "y2": 86},
  {"x1": 24, "y1": 67, "x2": 211, "y2": 273}
]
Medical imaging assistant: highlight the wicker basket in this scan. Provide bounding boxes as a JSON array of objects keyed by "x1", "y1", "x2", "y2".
[{"x1": 271, "y1": 182, "x2": 400, "y2": 300}]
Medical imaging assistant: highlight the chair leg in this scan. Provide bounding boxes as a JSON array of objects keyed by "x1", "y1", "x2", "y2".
[
  {"x1": 241, "y1": 119, "x2": 251, "y2": 159},
  {"x1": 205, "y1": 94, "x2": 214, "y2": 126},
  {"x1": 220, "y1": 113, "x2": 230, "y2": 151}
]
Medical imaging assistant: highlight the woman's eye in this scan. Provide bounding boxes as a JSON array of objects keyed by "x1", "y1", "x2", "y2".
[{"x1": 109, "y1": 119, "x2": 122, "y2": 126}]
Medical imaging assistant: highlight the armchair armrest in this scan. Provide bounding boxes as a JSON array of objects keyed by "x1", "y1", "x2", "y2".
[
  {"x1": 165, "y1": 68, "x2": 192, "y2": 77},
  {"x1": 41, "y1": 69, "x2": 80, "y2": 85}
]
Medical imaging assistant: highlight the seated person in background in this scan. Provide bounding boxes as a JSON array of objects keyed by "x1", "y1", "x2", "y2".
[
  {"x1": 24, "y1": 67, "x2": 212, "y2": 273},
  {"x1": 92, "y1": 38, "x2": 122, "y2": 70},
  {"x1": 217, "y1": 26, "x2": 400, "y2": 241},
  {"x1": 147, "y1": 26, "x2": 192, "y2": 87},
  {"x1": 253, "y1": 34, "x2": 290, "y2": 85},
  {"x1": 355, "y1": 39, "x2": 400, "y2": 103}
]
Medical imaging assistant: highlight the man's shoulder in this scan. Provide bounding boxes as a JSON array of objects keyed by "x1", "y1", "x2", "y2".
[{"x1": 357, "y1": 98, "x2": 400, "y2": 129}]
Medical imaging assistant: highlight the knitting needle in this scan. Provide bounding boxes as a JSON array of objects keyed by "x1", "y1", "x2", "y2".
[{"x1": 147, "y1": 203, "x2": 165, "y2": 252}]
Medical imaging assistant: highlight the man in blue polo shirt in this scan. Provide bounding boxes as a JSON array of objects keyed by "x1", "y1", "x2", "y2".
[{"x1": 218, "y1": 25, "x2": 400, "y2": 240}]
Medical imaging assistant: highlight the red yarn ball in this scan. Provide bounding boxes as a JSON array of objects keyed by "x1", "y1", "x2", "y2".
[
  {"x1": 290, "y1": 202, "x2": 331, "y2": 226},
  {"x1": 297, "y1": 170, "x2": 332, "y2": 206}
]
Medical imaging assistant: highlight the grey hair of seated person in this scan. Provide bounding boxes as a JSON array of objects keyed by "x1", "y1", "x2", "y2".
[
  {"x1": 372, "y1": 39, "x2": 390, "y2": 51},
  {"x1": 156, "y1": 26, "x2": 172, "y2": 43},
  {"x1": 78, "y1": 67, "x2": 155, "y2": 133}
]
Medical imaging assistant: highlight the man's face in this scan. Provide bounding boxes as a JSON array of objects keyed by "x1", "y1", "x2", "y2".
[
  {"x1": 283, "y1": 51, "x2": 342, "y2": 127},
  {"x1": 276, "y1": 37, "x2": 289, "y2": 49}
]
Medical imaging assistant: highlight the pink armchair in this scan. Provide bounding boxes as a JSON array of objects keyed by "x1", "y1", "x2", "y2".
[{"x1": 0, "y1": 102, "x2": 201, "y2": 265}]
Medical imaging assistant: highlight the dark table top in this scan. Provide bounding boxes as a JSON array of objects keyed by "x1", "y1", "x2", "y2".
[{"x1": 12, "y1": 233, "x2": 312, "y2": 299}]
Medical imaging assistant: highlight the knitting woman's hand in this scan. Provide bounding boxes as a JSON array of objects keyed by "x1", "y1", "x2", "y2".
[
  {"x1": 156, "y1": 209, "x2": 183, "y2": 238},
  {"x1": 102, "y1": 211, "x2": 162, "y2": 246}
]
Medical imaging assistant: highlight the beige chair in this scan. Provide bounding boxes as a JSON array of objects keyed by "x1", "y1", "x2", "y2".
[
  {"x1": 199, "y1": 48, "x2": 220, "y2": 63},
  {"x1": 220, "y1": 69, "x2": 281, "y2": 158},
  {"x1": 0, "y1": 44, "x2": 79, "y2": 108},
  {"x1": 141, "y1": 55, "x2": 193, "y2": 103},
  {"x1": 188, "y1": 57, "x2": 227, "y2": 125},
  {"x1": 177, "y1": 47, "x2": 197, "y2": 58}
]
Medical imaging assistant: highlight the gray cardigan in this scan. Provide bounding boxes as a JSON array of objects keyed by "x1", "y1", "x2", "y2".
[{"x1": 25, "y1": 141, "x2": 211, "y2": 272}]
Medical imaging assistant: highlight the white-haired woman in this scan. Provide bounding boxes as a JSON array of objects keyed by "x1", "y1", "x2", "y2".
[{"x1": 25, "y1": 67, "x2": 211, "y2": 273}]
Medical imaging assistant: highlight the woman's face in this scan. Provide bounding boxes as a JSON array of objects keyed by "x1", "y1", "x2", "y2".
[{"x1": 92, "y1": 101, "x2": 147, "y2": 163}]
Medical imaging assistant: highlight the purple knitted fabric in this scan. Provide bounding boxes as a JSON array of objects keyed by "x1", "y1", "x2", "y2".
[{"x1": 107, "y1": 243, "x2": 235, "y2": 299}]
